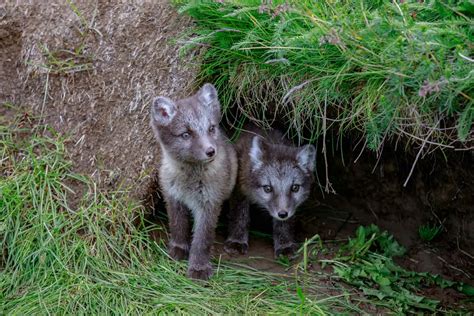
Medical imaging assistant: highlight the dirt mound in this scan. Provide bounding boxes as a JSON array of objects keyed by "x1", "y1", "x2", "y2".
[
  {"x1": 0, "y1": 12, "x2": 21, "y2": 115},
  {"x1": 1, "y1": 0, "x2": 198, "y2": 198}
]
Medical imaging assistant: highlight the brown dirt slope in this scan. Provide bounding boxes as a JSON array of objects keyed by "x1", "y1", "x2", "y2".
[{"x1": 1, "y1": 0, "x2": 198, "y2": 198}]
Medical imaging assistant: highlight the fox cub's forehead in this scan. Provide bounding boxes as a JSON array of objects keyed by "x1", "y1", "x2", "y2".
[
  {"x1": 262, "y1": 162, "x2": 305, "y2": 182},
  {"x1": 175, "y1": 98, "x2": 215, "y2": 131}
]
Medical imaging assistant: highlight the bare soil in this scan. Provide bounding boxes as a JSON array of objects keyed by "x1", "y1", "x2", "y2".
[
  {"x1": 1, "y1": 0, "x2": 198, "y2": 199},
  {"x1": 1, "y1": 1, "x2": 472, "y2": 313}
]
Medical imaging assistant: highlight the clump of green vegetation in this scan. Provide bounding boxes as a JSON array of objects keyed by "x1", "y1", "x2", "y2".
[
  {"x1": 418, "y1": 223, "x2": 443, "y2": 241},
  {"x1": 37, "y1": 44, "x2": 93, "y2": 75},
  {"x1": 321, "y1": 225, "x2": 473, "y2": 313},
  {"x1": 175, "y1": 0, "x2": 473, "y2": 150}
]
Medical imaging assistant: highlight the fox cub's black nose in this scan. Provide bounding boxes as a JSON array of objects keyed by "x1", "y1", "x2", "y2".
[
  {"x1": 206, "y1": 147, "x2": 216, "y2": 158},
  {"x1": 278, "y1": 211, "x2": 288, "y2": 219}
]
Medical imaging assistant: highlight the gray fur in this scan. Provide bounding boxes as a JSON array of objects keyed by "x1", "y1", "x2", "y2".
[
  {"x1": 225, "y1": 123, "x2": 315, "y2": 258},
  {"x1": 150, "y1": 84, "x2": 238, "y2": 280}
]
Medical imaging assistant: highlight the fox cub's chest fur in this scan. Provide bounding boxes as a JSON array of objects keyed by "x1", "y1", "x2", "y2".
[{"x1": 159, "y1": 148, "x2": 236, "y2": 213}]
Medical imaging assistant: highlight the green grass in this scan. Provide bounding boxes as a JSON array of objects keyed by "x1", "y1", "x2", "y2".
[
  {"x1": 175, "y1": 0, "x2": 473, "y2": 150},
  {"x1": 33, "y1": 44, "x2": 93, "y2": 75},
  {"x1": 0, "y1": 120, "x2": 361, "y2": 314},
  {"x1": 26, "y1": 1, "x2": 94, "y2": 76},
  {"x1": 418, "y1": 223, "x2": 443, "y2": 241}
]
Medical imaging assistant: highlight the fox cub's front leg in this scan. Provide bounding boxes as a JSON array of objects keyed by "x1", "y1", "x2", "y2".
[
  {"x1": 187, "y1": 205, "x2": 220, "y2": 280},
  {"x1": 273, "y1": 217, "x2": 297, "y2": 258},
  {"x1": 166, "y1": 197, "x2": 191, "y2": 260},
  {"x1": 224, "y1": 196, "x2": 250, "y2": 255}
]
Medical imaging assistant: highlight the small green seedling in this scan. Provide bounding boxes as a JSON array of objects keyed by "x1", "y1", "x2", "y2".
[
  {"x1": 276, "y1": 254, "x2": 291, "y2": 267},
  {"x1": 418, "y1": 224, "x2": 442, "y2": 242}
]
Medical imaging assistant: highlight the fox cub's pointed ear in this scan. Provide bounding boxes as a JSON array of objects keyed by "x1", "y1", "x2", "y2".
[
  {"x1": 198, "y1": 83, "x2": 219, "y2": 107},
  {"x1": 151, "y1": 96, "x2": 176, "y2": 126},
  {"x1": 297, "y1": 144, "x2": 316, "y2": 172},
  {"x1": 250, "y1": 136, "x2": 265, "y2": 171}
]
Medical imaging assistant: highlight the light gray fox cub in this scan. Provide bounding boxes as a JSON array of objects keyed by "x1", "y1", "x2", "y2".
[
  {"x1": 150, "y1": 84, "x2": 237, "y2": 280},
  {"x1": 225, "y1": 124, "x2": 316, "y2": 257}
]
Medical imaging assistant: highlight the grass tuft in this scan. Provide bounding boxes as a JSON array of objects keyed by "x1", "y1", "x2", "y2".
[{"x1": 175, "y1": 0, "x2": 473, "y2": 151}]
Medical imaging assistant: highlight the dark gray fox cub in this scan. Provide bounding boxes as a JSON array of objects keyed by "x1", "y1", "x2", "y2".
[
  {"x1": 225, "y1": 124, "x2": 316, "y2": 258},
  {"x1": 150, "y1": 84, "x2": 238, "y2": 280}
]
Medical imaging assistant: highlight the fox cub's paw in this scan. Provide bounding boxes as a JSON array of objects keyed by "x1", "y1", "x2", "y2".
[
  {"x1": 224, "y1": 239, "x2": 249, "y2": 255},
  {"x1": 274, "y1": 242, "x2": 297, "y2": 259},
  {"x1": 168, "y1": 244, "x2": 189, "y2": 261},
  {"x1": 187, "y1": 263, "x2": 213, "y2": 281}
]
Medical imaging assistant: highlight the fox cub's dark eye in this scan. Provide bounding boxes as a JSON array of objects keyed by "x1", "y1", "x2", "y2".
[
  {"x1": 291, "y1": 184, "x2": 300, "y2": 193},
  {"x1": 263, "y1": 185, "x2": 273, "y2": 193},
  {"x1": 181, "y1": 132, "x2": 191, "y2": 140},
  {"x1": 209, "y1": 125, "x2": 216, "y2": 133}
]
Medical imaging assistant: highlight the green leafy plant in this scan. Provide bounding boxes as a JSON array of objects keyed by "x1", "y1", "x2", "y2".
[
  {"x1": 322, "y1": 225, "x2": 473, "y2": 313},
  {"x1": 337, "y1": 224, "x2": 406, "y2": 260},
  {"x1": 418, "y1": 223, "x2": 443, "y2": 242}
]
